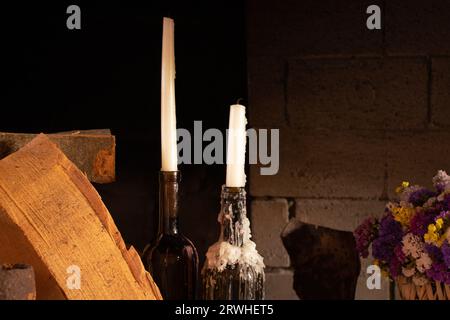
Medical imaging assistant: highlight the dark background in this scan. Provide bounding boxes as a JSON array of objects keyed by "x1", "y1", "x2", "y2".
[{"x1": 3, "y1": 0, "x2": 247, "y2": 266}]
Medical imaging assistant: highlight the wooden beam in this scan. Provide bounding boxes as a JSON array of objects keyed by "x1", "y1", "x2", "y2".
[
  {"x1": 0, "y1": 130, "x2": 115, "y2": 183},
  {"x1": 0, "y1": 134, "x2": 161, "y2": 300}
]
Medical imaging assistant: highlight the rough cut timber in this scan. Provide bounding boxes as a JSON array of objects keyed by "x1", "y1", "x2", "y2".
[
  {"x1": 0, "y1": 130, "x2": 115, "y2": 183},
  {"x1": 0, "y1": 134, "x2": 161, "y2": 300}
]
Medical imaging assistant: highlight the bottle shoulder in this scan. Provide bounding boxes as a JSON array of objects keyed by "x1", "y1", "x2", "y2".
[{"x1": 143, "y1": 233, "x2": 198, "y2": 256}]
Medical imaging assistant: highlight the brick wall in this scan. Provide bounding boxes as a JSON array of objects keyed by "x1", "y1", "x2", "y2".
[{"x1": 247, "y1": 0, "x2": 450, "y2": 299}]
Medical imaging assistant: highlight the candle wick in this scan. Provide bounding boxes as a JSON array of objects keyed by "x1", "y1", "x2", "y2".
[{"x1": 236, "y1": 98, "x2": 243, "y2": 105}]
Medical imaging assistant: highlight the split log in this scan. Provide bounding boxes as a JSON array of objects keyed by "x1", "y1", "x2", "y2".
[
  {"x1": 0, "y1": 264, "x2": 36, "y2": 300},
  {"x1": 0, "y1": 130, "x2": 115, "y2": 183},
  {"x1": 0, "y1": 134, "x2": 161, "y2": 300}
]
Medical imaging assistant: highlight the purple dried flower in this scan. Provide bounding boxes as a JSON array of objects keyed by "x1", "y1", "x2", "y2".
[
  {"x1": 390, "y1": 245, "x2": 405, "y2": 277},
  {"x1": 442, "y1": 241, "x2": 450, "y2": 269},
  {"x1": 435, "y1": 195, "x2": 450, "y2": 213},
  {"x1": 426, "y1": 262, "x2": 450, "y2": 285},
  {"x1": 372, "y1": 214, "x2": 403, "y2": 262},
  {"x1": 425, "y1": 242, "x2": 450, "y2": 284},
  {"x1": 373, "y1": 236, "x2": 397, "y2": 262},
  {"x1": 354, "y1": 217, "x2": 378, "y2": 258},
  {"x1": 444, "y1": 195, "x2": 450, "y2": 211},
  {"x1": 409, "y1": 188, "x2": 436, "y2": 207},
  {"x1": 426, "y1": 243, "x2": 443, "y2": 261},
  {"x1": 410, "y1": 212, "x2": 435, "y2": 237},
  {"x1": 435, "y1": 210, "x2": 450, "y2": 221},
  {"x1": 379, "y1": 214, "x2": 402, "y2": 238}
]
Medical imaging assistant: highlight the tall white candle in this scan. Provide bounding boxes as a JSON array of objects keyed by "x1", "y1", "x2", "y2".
[
  {"x1": 226, "y1": 104, "x2": 247, "y2": 187},
  {"x1": 161, "y1": 17, "x2": 178, "y2": 172}
]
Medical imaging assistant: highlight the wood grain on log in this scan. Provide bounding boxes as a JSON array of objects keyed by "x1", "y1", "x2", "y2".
[
  {"x1": 0, "y1": 130, "x2": 115, "y2": 183},
  {"x1": 0, "y1": 134, "x2": 162, "y2": 300},
  {"x1": 0, "y1": 264, "x2": 36, "y2": 300}
]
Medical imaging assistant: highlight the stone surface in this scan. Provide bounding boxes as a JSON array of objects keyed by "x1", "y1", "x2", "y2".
[
  {"x1": 250, "y1": 129, "x2": 385, "y2": 198},
  {"x1": 247, "y1": 0, "x2": 383, "y2": 57},
  {"x1": 431, "y1": 58, "x2": 450, "y2": 128},
  {"x1": 281, "y1": 220, "x2": 360, "y2": 299},
  {"x1": 385, "y1": 0, "x2": 450, "y2": 55},
  {"x1": 387, "y1": 131, "x2": 450, "y2": 198},
  {"x1": 295, "y1": 199, "x2": 386, "y2": 232},
  {"x1": 288, "y1": 58, "x2": 428, "y2": 130},
  {"x1": 251, "y1": 199, "x2": 290, "y2": 267},
  {"x1": 264, "y1": 270, "x2": 299, "y2": 300},
  {"x1": 248, "y1": 56, "x2": 286, "y2": 128},
  {"x1": 246, "y1": 0, "x2": 450, "y2": 301}
]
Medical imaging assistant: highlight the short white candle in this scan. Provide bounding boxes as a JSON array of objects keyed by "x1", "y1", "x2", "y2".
[
  {"x1": 161, "y1": 17, "x2": 178, "y2": 172},
  {"x1": 226, "y1": 104, "x2": 247, "y2": 187}
]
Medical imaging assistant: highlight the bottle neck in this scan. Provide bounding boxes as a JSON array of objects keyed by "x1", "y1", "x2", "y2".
[
  {"x1": 159, "y1": 171, "x2": 180, "y2": 236},
  {"x1": 219, "y1": 185, "x2": 247, "y2": 247}
]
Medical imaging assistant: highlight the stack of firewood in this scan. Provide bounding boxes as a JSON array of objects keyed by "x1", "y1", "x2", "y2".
[{"x1": 0, "y1": 131, "x2": 161, "y2": 300}]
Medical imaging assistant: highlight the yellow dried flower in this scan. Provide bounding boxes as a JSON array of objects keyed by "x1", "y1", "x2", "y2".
[
  {"x1": 392, "y1": 206, "x2": 415, "y2": 227},
  {"x1": 395, "y1": 181, "x2": 410, "y2": 194},
  {"x1": 424, "y1": 222, "x2": 445, "y2": 247},
  {"x1": 436, "y1": 218, "x2": 444, "y2": 230}
]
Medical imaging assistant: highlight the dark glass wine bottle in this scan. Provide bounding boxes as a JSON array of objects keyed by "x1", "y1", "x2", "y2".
[
  {"x1": 202, "y1": 186, "x2": 265, "y2": 300},
  {"x1": 142, "y1": 171, "x2": 199, "y2": 300}
]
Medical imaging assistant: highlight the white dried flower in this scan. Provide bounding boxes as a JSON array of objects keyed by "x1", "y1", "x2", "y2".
[
  {"x1": 433, "y1": 170, "x2": 450, "y2": 190},
  {"x1": 386, "y1": 202, "x2": 396, "y2": 211},
  {"x1": 402, "y1": 267, "x2": 415, "y2": 277},
  {"x1": 402, "y1": 233, "x2": 432, "y2": 274},
  {"x1": 402, "y1": 233, "x2": 422, "y2": 259},
  {"x1": 416, "y1": 254, "x2": 432, "y2": 273}
]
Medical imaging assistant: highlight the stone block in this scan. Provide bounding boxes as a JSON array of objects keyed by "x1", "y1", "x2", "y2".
[
  {"x1": 252, "y1": 199, "x2": 290, "y2": 267},
  {"x1": 288, "y1": 58, "x2": 428, "y2": 130}
]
